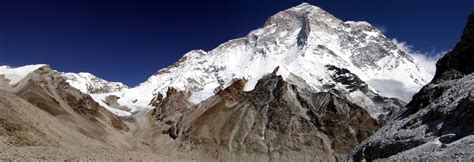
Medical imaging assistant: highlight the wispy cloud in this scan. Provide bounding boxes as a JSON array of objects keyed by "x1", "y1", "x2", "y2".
[
  {"x1": 367, "y1": 79, "x2": 417, "y2": 102},
  {"x1": 374, "y1": 24, "x2": 387, "y2": 34},
  {"x1": 391, "y1": 39, "x2": 449, "y2": 76}
]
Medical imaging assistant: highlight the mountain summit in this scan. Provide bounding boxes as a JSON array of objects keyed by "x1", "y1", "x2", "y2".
[{"x1": 93, "y1": 3, "x2": 431, "y2": 121}]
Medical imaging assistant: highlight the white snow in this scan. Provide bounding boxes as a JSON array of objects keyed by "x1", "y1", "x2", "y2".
[
  {"x1": 90, "y1": 3, "x2": 433, "y2": 117},
  {"x1": 1, "y1": 4, "x2": 432, "y2": 118},
  {"x1": 0, "y1": 64, "x2": 46, "y2": 85},
  {"x1": 90, "y1": 94, "x2": 132, "y2": 117},
  {"x1": 62, "y1": 72, "x2": 127, "y2": 94},
  {"x1": 0, "y1": 64, "x2": 135, "y2": 117}
]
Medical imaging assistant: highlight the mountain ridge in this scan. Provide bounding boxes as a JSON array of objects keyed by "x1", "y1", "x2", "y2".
[
  {"x1": 353, "y1": 12, "x2": 474, "y2": 161},
  {"x1": 0, "y1": 3, "x2": 432, "y2": 122},
  {"x1": 85, "y1": 3, "x2": 432, "y2": 121}
]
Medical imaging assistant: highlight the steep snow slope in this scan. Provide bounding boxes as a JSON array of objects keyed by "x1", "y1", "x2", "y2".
[
  {"x1": 61, "y1": 72, "x2": 130, "y2": 116},
  {"x1": 62, "y1": 72, "x2": 128, "y2": 94},
  {"x1": 60, "y1": 73, "x2": 131, "y2": 116},
  {"x1": 99, "y1": 3, "x2": 431, "y2": 118},
  {"x1": 0, "y1": 64, "x2": 46, "y2": 85}
]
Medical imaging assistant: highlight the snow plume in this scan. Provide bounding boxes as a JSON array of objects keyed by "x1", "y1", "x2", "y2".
[
  {"x1": 374, "y1": 24, "x2": 387, "y2": 33},
  {"x1": 392, "y1": 39, "x2": 447, "y2": 76}
]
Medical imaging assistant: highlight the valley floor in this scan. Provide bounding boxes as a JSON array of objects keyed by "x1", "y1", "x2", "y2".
[
  {"x1": 0, "y1": 146, "x2": 329, "y2": 162},
  {"x1": 0, "y1": 146, "x2": 172, "y2": 161}
]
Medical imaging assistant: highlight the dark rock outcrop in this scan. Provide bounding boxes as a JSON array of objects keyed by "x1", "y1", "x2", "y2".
[
  {"x1": 353, "y1": 12, "x2": 474, "y2": 161},
  {"x1": 432, "y1": 13, "x2": 474, "y2": 83},
  {"x1": 325, "y1": 65, "x2": 406, "y2": 124},
  {"x1": 151, "y1": 71, "x2": 379, "y2": 160}
]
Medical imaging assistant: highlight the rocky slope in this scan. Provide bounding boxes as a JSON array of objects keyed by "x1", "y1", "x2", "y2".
[
  {"x1": 0, "y1": 65, "x2": 132, "y2": 148},
  {"x1": 150, "y1": 68, "x2": 378, "y2": 160},
  {"x1": 0, "y1": 64, "x2": 133, "y2": 116},
  {"x1": 97, "y1": 3, "x2": 431, "y2": 122},
  {"x1": 353, "y1": 12, "x2": 474, "y2": 161}
]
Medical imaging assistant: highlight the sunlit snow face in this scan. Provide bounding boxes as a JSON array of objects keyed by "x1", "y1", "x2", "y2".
[
  {"x1": 0, "y1": 64, "x2": 46, "y2": 85},
  {"x1": 64, "y1": 4, "x2": 433, "y2": 117}
]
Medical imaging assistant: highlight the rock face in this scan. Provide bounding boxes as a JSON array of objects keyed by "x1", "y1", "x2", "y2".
[
  {"x1": 353, "y1": 12, "x2": 474, "y2": 160},
  {"x1": 323, "y1": 65, "x2": 406, "y2": 123},
  {"x1": 1, "y1": 65, "x2": 131, "y2": 149},
  {"x1": 152, "y1": 69, "x2": 379, "y2": 160},
  {"x1": 432, "y1": 15, "x2": 474, "y2": 83}
]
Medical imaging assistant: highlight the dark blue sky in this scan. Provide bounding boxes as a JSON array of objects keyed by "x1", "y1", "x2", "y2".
[{"x1": 0, "y1": 0, "x2": 472, "y2": 86}]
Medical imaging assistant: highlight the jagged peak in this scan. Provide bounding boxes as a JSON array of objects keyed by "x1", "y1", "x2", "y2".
[
  {"x1": 344, "y1": 21, "x2": 372, "y2": 27},
  {"x1": 459, "y1": 12, "x2": 474, "y2": 46},
  {"x1": 184, "y1": 49, "x2": 207, "y2": 57},
  {"x1": 151, "y1": 49, "x2": 208, "y2": 77},
  {"x1": 77, "y1": 72, "x2": 95, "y2": 77},
  {"x1": 61, "y1": 71, "x2": 128, "y2": 94},
  {"x1": 202, "y1": 3, "x2": 344, "y2": 56},
  {"x1": 113, "y1": 3, "x2": 432, "y2": 116},
  {"x1": 175, "y1": 49, "x2": 207, "y2": 64},
  {"x1": 209, "y1": 38, "x2": 247, "y2": 54},
  {"x1": 266, "y1": 2, "x2": 379, "y2": 36},
  {"x1": 293, "y1": 2, "x2": 322, "y2": 11},
  {"x1": 432, "y1": 12, "x2": 474, "y2": 82},
  {"x1": 265, "y1": 2, "x2": 339, "y2": 26},
  {"x1": 68, "y1": 72, "x2": 125, "y2": 85}
]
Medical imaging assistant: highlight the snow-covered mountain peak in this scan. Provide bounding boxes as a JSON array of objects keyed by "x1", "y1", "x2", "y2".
[
  {"x1": 186, "y1": 49, "x2": 207, "y2": 57},
  {"x1": 77, "y1": 72, "x2": 96, "y2": 77},
  {"x1": 152, "y1": 50, "x2": 207, "y2": 77},
  {"x1": 94, "y1": 3, "x2": 433, "y2": 118},
  {"x1": 62, "y1": 72, "x2": 128, "y2": 94},
  {"x1": 175, "y1": 50, "x2": 207, "y2": 64},
  {"x1": 274, "y1": 2, "x2": 330, "y2": 19},
  {"x1": 262, "y1": 3, "x2": 349, "y2": 38},
  {"x1": 0, "y1": 64, "x2": 128, "y2": 95}
]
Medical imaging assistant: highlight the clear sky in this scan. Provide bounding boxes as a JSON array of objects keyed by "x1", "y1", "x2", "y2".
[{"x1": 0, "y1": 0, "x2": 472, "y2": 86}]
